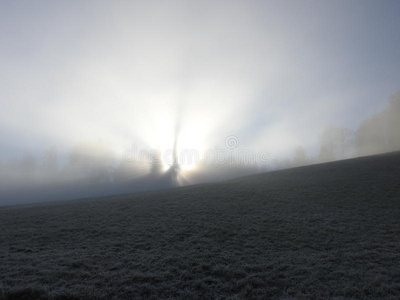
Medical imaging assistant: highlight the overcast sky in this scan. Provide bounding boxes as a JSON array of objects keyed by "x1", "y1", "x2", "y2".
[{"x1": 1, "y1": 0, "x2": 400, "y2": 162}]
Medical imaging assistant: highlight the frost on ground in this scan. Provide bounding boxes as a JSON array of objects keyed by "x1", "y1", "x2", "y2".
[{"x1": 0, "y1": 152, "x2": 400, "y2": 299}]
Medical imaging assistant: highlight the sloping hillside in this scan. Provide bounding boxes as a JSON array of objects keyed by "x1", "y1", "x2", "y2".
[{"x1": 1, "y1": 152, "x2": 400, "y2": 299}]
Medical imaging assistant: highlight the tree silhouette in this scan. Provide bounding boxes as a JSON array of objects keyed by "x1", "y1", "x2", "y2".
[{"x1": 356, "y1": 93, "x2": 400, "y2": 156}]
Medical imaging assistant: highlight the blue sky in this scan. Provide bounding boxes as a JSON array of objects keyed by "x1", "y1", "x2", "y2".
[{"x1": 1, "y1": 0, "x2": 400, "y2": 162}]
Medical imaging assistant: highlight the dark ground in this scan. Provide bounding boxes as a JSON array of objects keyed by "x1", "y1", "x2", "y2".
[{"x1": 0, "y1": 152, "x2": 400, "y2": 299}]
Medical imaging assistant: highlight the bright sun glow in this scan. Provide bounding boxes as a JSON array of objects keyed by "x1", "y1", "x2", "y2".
[{"x1": 144, "y1": 106, "x2": 207, "y2": 172}]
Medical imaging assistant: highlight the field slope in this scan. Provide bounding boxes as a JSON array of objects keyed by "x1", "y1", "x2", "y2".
[{"x1": 1, "y1": 152, "x2": 400, "y2": 299}]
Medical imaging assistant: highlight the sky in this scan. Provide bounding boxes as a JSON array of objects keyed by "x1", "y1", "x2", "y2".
[{"x1": 1, "y1": 0, "x2": 400, "y2": 164}]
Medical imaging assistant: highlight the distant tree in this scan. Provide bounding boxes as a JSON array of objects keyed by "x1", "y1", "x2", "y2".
[
  {"x1": 356, "y1": 93, "x2": 400, "y2": 156},
  {"x1": 356, "y1": 113, "x2": 387, "y2": 156},
  {"x1": 319, "y1": 126, "x2": 354, "y2": 161}
]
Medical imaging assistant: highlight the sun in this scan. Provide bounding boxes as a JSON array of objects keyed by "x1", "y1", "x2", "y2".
[{"x1": 143, "y1": 104, "x2": 206, "y2": 173}]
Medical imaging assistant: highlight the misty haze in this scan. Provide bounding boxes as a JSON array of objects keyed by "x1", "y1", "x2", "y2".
[{"x1": 1, "y1": 1, "x2": 400, "y2": 299}]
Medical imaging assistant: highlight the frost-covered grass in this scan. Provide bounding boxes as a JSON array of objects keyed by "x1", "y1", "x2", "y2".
[{"x1": 0, "y1": 152, "x2": 400, "y2": 299}]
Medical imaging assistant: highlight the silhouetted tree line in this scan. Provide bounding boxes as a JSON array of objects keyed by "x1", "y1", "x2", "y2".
[
  {"x1": 1, "y1": 93, "x2": 399, "y2": 190},
  {"x1": 356, "y1": 94, "x2": 400, "y2": 156},
  {"x1": 291, "y1": 93, "x2": 400, "y2": 167},
  {"x1": 0, "y1": 140, "x2": 170, "y2": 193}
]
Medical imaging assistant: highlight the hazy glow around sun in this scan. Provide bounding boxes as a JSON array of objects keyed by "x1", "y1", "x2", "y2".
[{"x1": 1, "y1": 0, "x2": 399, "y2": 169}]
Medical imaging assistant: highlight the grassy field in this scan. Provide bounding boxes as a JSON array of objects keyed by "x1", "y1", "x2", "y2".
[{"x1": 0, "y1": 152, "x2": 400, "y2": 299}]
